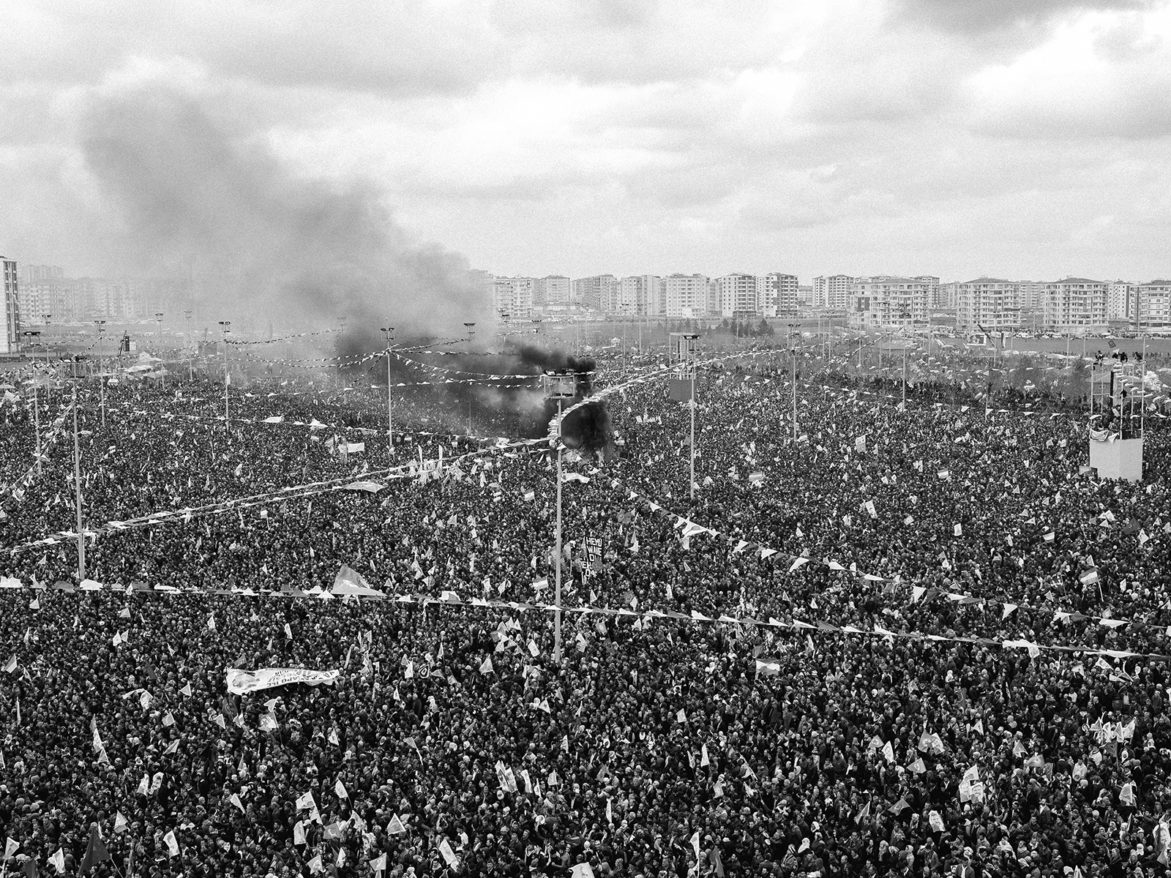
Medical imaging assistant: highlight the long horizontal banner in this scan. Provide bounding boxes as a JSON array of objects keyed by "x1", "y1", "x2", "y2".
[{"x1": 224, "y1": 667, "x2": 341, "y2": 695}]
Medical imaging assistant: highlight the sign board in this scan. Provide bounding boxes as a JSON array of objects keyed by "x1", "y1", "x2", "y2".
[{"x1": 542, "y1": 372, "x2": 576, "y2": 399}]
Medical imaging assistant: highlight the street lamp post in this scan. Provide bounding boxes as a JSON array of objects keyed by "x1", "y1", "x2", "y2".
[
  {"x1": 787, "y1": 323, "x2": 800, "y2": 440},
  {"x1": 543, "y1": 372, "x2": 576, "y2": 665},
  {"x1": 155, "y1": 313, "x2": 165, "y2": 388},
  {"x1": 23, "y1": 331, "x2": 43, "y2": 473},
  {"x1": 94, "y1": 320, "x2": 107, "y2": 428},
  {"x1": 555, "y1": 397, "x2": 563, "y2": 660},
  {"x1": 902, "y1": 343, "x2": 908, "y2": 409},
  {"x1": 70, "y1": 372, "x2": 85, "y2": 582},
  {"x1": 218, "y1": 321, "x2": 231, "y2": 425},
  {"x1": 463, "y1": 323, "x2": 476, "y2": 435},
  {"x1": 184, "y1": 310, "x2": 193, "y2": 381},
  {"x1": 381, "y1": 326, "x2": 395, "y2": 455},
  {"x1": 42, "y1": 314, "x2": 53, "y2": 407},
  {"x1": 670, "y1": 333, "x2": 701, "y2": 498}
]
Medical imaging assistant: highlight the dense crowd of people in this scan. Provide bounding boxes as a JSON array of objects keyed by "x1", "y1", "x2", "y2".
[{"x1": 0, "y1": 336, "x2": 1170, "y2": 877}]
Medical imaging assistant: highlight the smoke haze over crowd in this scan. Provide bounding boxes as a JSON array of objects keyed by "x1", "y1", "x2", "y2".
[{"x1": 77, "y1": 78, "x2": 491, "y2": 338}]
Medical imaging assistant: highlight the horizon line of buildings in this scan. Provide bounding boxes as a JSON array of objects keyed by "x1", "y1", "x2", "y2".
[
  {"x1": 482, "y1": 271, "x2": 1171, "y2": 334},
  {"x1": 5, "y1": 256, "x2": 1171, "y2": 354}
]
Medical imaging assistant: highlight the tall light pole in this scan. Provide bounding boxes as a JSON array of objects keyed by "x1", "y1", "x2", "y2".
[
  {"x1": 70, "y1": 365, "x2": 85, "y2": 582},
  {"x1": 184, "y1": 309, "x2": 193, "y2": 381},
  {"x1": 23, "y1": 331, "x2": 43, "y2": 473},
  {"x1": 902, "y1": 342, "x2": 908, "y2": 408},
  {"x1": 381, "y1": 326, "x2": 395, "y2": 455},
  {"x1": 463, "y1": 323, "x2": 476, "y2": 436},
  {"x1": 543, "y1": 372, "x2": 576, "y2": 664},
  {"x1": 337, "y1": 316, "x2": 348, "y2": 392},
  {"x1": 671, "y1": 333, "x2": 701, "y2": 499},
  {"x1": 42, "y1": 314, "x2": 53, "y2": 407},
  {"x1": 787, "y1": 323, "x2": 800, "y2": 440},
  {"x1": 94, "y1": 320, "x2": 107, "y2": 428},
  {"x1": 218, "y1": 321, "x2": 231, "y2": 425},
  {"x1": 155, "y1": 313, "x2": 165, "y2": 388}
]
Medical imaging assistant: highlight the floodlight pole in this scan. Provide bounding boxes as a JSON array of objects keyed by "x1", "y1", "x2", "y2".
[
  {"x1": 71, "y1": 381, "x2": 85, "y2": 582},
  {"x1": 185, "y1": 310, "x2": 193, "y2": 381},
  {"x1": 902, "y1": 344, "x2": 908, "y2": 409},
  {"x1": 155, "y1": 312, "x2": 165, "y2": 389},
  {"x1": 554, "y1": 398, "x2": 564, "y2": 664},
  {"x1": 1141, "y1": 335, "x2": 1146, "y2": 436},
  {"x1": 382, "y1": 327, "x2": 395, "y2": 455},
  {"x1": 464, "y1": 322, "x2": 476, "y2": 436},
  {"x1": 788, "y1": 323, "x2": 800, "y2": 440},
  {"x1": 689, "y1": 378, "x2": 696, "y2": 499},
  {"x1": 218, "y1": 321, "x2": 231, "y2": 426},
  {"x1": 33, "y1": 379, "x2": 42, "y2": 474},
  {"x1": 94, "y1": 320, "x2": 106, "y2": 428}
]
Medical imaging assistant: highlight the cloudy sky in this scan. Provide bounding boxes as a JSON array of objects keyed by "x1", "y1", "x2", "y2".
[{"x1": 2, "y1": 0, "x2": 1170, "y2": 285}]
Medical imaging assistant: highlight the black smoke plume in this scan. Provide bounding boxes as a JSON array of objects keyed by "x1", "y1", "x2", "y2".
[
  {"x1": 515, "y1": 345, "x2": 615, "y2": 460},
  {"x1": 79, "y1": 80, "x2": 490, "y2": 338},
  {"x1": 345, "y1": 338, "x2": 615, "y2": 458}
]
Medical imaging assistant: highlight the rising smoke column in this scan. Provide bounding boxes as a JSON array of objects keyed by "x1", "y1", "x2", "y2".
[
  {"x1": 350, "y1": 340, "x2": 616, "y2": 456},
  {"x1": 515, "y1": 344, "x2": 615, "y2": 459},
  {"x1": 79, "y1": 78, "x2": 491, "y2": 337}
]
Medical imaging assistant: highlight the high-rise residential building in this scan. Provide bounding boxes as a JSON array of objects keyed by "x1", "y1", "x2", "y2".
[
  {"x1": 1017, "y1": 281, "x2": 1045, "y2": 310},
  {"x1": 706, "y1": 278, "x2": 721, "y2": 316},
  {"x1": 716, "y1": 273, "x2": 758, "y2": 317},
  {"x1": 756, "y1": 273, "x2": 798, "y2": 317},
  {"x1": 612, "y1": 275, "x2": 662, "y2": 316},
  {"x1": 797, "y1": 284, "x2": 813, "y2": 307},
  {"x1": 1107, "y1": 281, "x2": 1132, "y2": 321},
  {"x1": 663, "y1": 274, "x2": 710, "y2": 318},
  {"x1": 847, "y1": 276, "x2": 937, "y2": 329},
  {"x1": 490, "y1": 276, "x2": 534, "y2": 320},
  {"x1": 954, "y1": 279, "x2": 1021, "y2": 333},
  {"x1": 21, "y1": 264, "x2": 63, "y2": 285},
  {"x1": 533, "y1": 276, "x2": 571, "y2": 307},
  {"x1": 2, "y1": 257, "x2": 19, "y2": 354},
  {"x1": 1130, "y1": 281, "x2": 1171, "y2": 330},
  {"x1": 572, "y1": 275, "x2": 618, "y2": 312},
  {"x1": 1040, "y1": 278, "x2": 1109, "y2": 332},
  {"x1": 813, "y1": 275, "x2": 854, "y2": 310},
  {"x1": 934, "y1": 282, "x2": 959, "y2": 310},
  {"x1": 646, "y1": 275, "x2": 666, "y2": 316}
]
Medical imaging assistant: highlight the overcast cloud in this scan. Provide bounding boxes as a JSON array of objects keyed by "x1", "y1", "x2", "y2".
[{"x1": 1, "y1": 0, "x2": 1169, "y2": 284}]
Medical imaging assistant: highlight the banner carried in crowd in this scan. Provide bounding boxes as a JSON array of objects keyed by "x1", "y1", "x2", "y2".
[{"x1": 224, "y1": 668, "x2": 341, "y2": 695}]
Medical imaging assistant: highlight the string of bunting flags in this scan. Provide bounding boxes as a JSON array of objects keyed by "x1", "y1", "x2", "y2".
[
  {"x1": 389, "y1": 350, "x2": 559, "y2": 380},
  {"x1": 1, "y1": 574, "x2": 1167, "y2": 666},
  {"x1": 615, "y1": 481, "x2": 1170, "y2": 644},
  {"x1": 133, "y1": 406, "x2": 509, "y2": 442},
  {"x1": 0, "y1": 401, "x2": 74, "y2": 512},
  {"x1": 224, "y1": 328, "x2": 343, "y2": 345},
  {"x1": 5, "y1": 434, "x2": 548, "y2": 556}
]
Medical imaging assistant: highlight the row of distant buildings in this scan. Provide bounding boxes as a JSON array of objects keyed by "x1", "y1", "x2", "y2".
[
  {"x1": 478, "y1": 272, "x2": 805, "y2": 322},
  {"x1": 4, "y1": 255, "x2": 1171, "y2": 354},
  {"x1": 1, "y1": 261, "x2": 188, "y2": 353},
  {"x1": 481, "y1": 270, "x2": 1171, "y2": 334},
  {"x1": 846, "y1": 276, "x2": 1170, "y2": 334}
]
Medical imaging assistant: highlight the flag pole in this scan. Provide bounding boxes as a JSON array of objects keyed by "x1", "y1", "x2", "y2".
[{"x1": 72, "y1": 381, "x2": 86, "y2": 582}]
